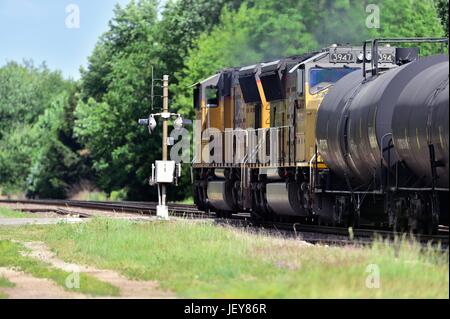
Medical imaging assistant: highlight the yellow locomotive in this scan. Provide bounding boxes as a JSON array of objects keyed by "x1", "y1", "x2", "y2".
[{"x1": 191, "y1": 40, "x2": 448, "y2": 232}]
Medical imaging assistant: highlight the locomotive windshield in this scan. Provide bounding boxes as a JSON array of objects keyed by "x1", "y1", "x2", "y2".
[
  {"x1": 309, "y1": 67, "x2": 358, "y2": 94},
  {"x1": 205, "y1": 86, "x2": 219, "y2": 108}
]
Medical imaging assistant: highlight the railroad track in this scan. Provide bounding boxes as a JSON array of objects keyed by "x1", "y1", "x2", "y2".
[
  {"x1": 0, "y1": 199, "x2": 203, "y2": 217},
  {"x1": 213, "y1": 217, "x2": 449, "y2": 249},
  {"x1": 0, "y1": 199, "x2": 448, "y2": 248},
  {"x1": 264, "y1": 221, "x2": 449, "y2": 248}
]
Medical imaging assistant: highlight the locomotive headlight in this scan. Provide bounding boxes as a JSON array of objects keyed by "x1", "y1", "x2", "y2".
[
  {"x1": 357, "y1": 53, "x2": 364, "y2": 62},
  {"x1": 366, "y1": 53, "x2": 372, "y2": 61},
  {"x1": 174, "y1": 116, "x2": 184, "y2": 129}
]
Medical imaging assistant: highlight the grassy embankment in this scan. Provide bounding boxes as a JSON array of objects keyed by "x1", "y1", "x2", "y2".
[
  {"x1": 0, "y1": 240, "x2": 119, "y2": 297},
  {"x1": 0, "y1": 207, "x2": 448, "y2": 298}
]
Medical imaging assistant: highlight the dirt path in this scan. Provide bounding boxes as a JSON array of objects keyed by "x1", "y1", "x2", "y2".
[
  {"x1": 0, "y1": 267, "x2": 86, "y2": 299},
  {"x1": 20, "y1": 241, "x2": 174, "y2": 299}
]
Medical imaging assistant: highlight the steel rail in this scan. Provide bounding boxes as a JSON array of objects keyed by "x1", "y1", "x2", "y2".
[{"x1": 0, "y1": 199, "x2": 203, "y2": 217}]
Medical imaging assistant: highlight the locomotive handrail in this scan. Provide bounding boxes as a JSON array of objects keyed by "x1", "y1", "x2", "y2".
[
  {"x1": 288, "y1": 51, "x2": 328, "y2": 74},
  {"x1": 309, "y1": 153, "x2": 317, "y2": 192},
  {"x1": 239, "y1": 126, "x2": 291, "y2": 166},
  {"x1": 246, "y1": 128, "x2": 267, "y2": 165},
  {"x1": 362, "y1": 37, "x2": 449, "y2": 79}
]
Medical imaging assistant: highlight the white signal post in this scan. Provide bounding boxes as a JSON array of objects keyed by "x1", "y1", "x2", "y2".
[
  {"x1": 138, "y1": 74, "x2": 185, "y2": 220},
  {"x1": 160, "y1": 75, "x2": 169, "y2": 220}
]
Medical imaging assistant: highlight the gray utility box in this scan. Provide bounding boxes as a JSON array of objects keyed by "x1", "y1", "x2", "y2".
[{"x1": 155, "y1": 161, "x2": 176, "y2": 183}]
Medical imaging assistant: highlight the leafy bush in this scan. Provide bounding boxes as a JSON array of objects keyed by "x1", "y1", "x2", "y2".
[{"x1": 110, "y1": 189, "x2": 128, "y2": 201}]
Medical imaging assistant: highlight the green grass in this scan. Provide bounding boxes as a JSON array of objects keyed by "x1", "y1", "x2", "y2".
[
  {"x1": 0, "y1": 276, "x2": 15, "y2": 288},
  {"x1": 0, "y1": 207, "x2": 33, "y2": 218},
  {"x1": 0, "y1": 275, "x2": 15, "y2": 299},
  {"x1": 0, "y1": 217, "x2": 447, "y2": 298},
  {"x1": 0, "y1": 240, "x2": 120, "y2": 297}
]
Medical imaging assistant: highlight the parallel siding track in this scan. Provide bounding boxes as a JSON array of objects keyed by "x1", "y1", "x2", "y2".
[{"x1": 0, "y1": 199, "x2": 203, "y2": 217}]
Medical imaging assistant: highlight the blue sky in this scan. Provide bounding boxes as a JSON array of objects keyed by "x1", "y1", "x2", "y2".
[{"x1": 0, "y1": 0, "x2": 140, "y2": 80}]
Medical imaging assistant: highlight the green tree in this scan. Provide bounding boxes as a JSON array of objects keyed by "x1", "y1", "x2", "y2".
[
  {"x1": 0, "y1": 124, "x2": 36, "y2": 193},
  {"x1": 176, "y1": 0, "x2": 445, "y2": 111},
  {"x1": 173, "y1": 1, "x2": 319, "y2": 115},
  {"x1": 156, "y1": 0, "x2": 245, "y2": 84},
  {"x1": 80, "y1": 0, "x2": 161, "y2": 102},
  {"x1": 0, "y1": 61, "x2": 74, "y2": 195},
  {"x1": 75, "y1": 0, "x2": 164, "y2": 200},
  {"x1": 434, "y1": 0, "x2": 449, "y2": 36},
  {"x1": 25, "y1": 89, "x2": 92, "y2": 199},
  {"x1": 0, "y1": 91, "x2": 88, "y2": 198},
  {"x1": 295, "y1": 0, "x2": 445, "y2": 46},
  {"x1": 367, "y1": 0, "x2": 445, "y2": 55},
  {"x1": 0, "y1": 61, "x2": 70, "y2": 138},
  {"x1": 369, "y1": 0, "x2": 444, "y2": 36}
]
